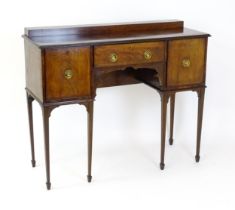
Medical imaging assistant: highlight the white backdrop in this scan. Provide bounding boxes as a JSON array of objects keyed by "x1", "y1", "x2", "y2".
[{"x1": 0, "y1": 0, "x2": 235, "y2": 209}]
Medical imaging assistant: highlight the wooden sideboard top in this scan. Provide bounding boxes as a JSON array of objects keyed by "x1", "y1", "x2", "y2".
[{"x1": 23, "y1": 20, "x2": 210, "y2": 48}]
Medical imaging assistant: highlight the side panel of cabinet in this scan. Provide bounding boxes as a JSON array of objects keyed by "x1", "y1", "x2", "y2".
[
  {"x1": 24, "y1": 39, "x2": 43, "y2": 101},
  {"x1": 44, "y1": 47, "x2": 91, "y2": 101},
  {"x1": 167, "y1": 38, "x2": 206, "y2": 87}
]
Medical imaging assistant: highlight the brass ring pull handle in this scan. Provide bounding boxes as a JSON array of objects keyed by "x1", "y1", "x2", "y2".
[
  {"x1": 182, "y1": 58, "x2": 191, "y2": 68},
  {"x1": 64, "y1": 69, "x2": 73, "y2": 79},
  {"x1": 144, "y1": 50, "x2": 152, "y2": 60},
  {"x1": 110, "y1": 53, "x2": 118, "y2": 63}
]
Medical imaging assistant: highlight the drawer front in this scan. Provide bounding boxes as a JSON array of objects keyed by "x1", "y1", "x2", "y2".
[
  {"x1": 167, "y1": 38, "x2": 206, "y2": 87},
  {"x1": 45, "y1": 47, "x2": 91, "y2": 101},
  {"x1": 94, "y1": 41, "x2": 165, "y2": 68}
]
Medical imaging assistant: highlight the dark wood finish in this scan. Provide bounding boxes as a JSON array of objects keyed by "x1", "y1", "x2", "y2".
[
  {"x1": 95, "y1": 64, "x2": 164, "y2": 88},
  {"x1": 42, "y1": 106, "x2": 51, "y2": 190},
  {"x1": 94, "y1": 41, "x2": 165, "y2": 68},
  {"x1": 159, "y1": 93, "x2": 170, "y2": 170},
  {"x1": 26, "y1": 92, "x2": 36, "y2": 167},
  {"x1": 195, "y1": 87, "x2": 205, "y2": 162},
  {"x1": 87, "y1": 101, "x2": 93, "y2": 182},
  {"x1": 167, "y1": 38, "x2": 206, "y2": 87},
  {"x1": 23, "y1": 20, "x2": 210, "y2": 189},
  {"x1": 23, "y1": 20, "x2": 209, "y2": 48},
  {"x1": 45, "y1": 47, "x2": 91, "y2": 101},
  {"x1": 23, "y1": 28, "x2": 210, "y2": 48},
  {"x1": 95, "y1": 68, "x2": 140, "y2": 88},
  {"x1": 169, "y1": 93, "x2": 175, "y2": 145},
  {"x1": 25, "y1": 20, "x2": 184, "y2": 37},
  {"x1": 41, "y1": 105, "x2": 58, "y2": 190},
  {"x1": 42, "y1": 107, "x2": 51, "y2": 190}
]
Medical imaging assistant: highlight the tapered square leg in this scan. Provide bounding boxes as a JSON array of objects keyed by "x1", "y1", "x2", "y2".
[
  {"x1": 195, "y1": 88, "x2": 205, "y2": 163},
  {"x1": 169, "y1": 93, "x2": 175, "y2": 145},
  {"x1": 42, "y1": 106, "x2": 53, "y2": 190},
  {"x1": 87, "y1": 101, "x2": 94, "y2": 182},
  {"x1": 159, "y1": 93, "x2": 169, "y2": 170},
  {"x1": 26, "y1": 92, "x2": 36, "y2": 167}
]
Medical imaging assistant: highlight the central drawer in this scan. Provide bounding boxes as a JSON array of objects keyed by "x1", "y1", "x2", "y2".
[{"x1": 94, "y1": 41, "x2": 166, "y2": 68}]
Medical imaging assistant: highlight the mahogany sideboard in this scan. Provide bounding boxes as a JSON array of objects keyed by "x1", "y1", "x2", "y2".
[{"x1": 23, "y1": 20, "x2": 210, "y2": 190}]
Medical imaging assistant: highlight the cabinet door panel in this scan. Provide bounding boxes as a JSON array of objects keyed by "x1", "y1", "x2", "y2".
[
  {"x1": 167, "y1": 38, "x2": 206, "y2": 87},
  {"x1": 45, "y1": 47, "x2": 91, "y2": 101}
]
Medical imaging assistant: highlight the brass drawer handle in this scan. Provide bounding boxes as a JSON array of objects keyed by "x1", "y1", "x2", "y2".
[
  {"x1": 110, "y1": 53, "x2": 118, "y2": 63},
  {"x1": 144, "y1": 50, "x2": 152, "y2": 60},
  {"x1": 182, "y1": 58, "x2": 191, "y2": 68},
  {"x1": 64, "y1": 69, "x2": 73, "y2": 79}
]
